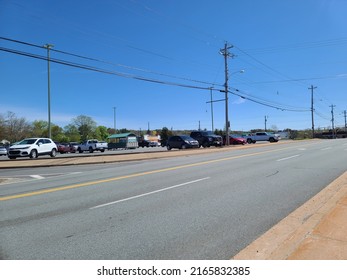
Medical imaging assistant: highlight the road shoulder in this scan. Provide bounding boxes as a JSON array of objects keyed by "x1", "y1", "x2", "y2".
[{"x1": 232, "y1": 171, "x2": 347, "y2": 260}]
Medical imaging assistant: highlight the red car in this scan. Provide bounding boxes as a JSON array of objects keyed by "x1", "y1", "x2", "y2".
[
  {"x1": 223, "y1": 134, "x2": 247, "y2": 145},
  {"x1": 56, "y1": 143, "x2": 77, "y2": 154}
]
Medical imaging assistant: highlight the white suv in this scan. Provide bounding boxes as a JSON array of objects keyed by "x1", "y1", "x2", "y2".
[{"x1": 8, "y1": 138, "x2": 57, "y2": 159}]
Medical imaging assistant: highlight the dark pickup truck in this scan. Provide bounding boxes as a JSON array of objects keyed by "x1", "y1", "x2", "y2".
[{"x1": 190, "y1": 131, "x2": 223, "y2": 148}]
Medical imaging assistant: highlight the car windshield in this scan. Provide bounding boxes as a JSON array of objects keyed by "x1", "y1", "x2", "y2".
[
  {"x1": 18, "y1": 139, "x2": 37, "y2": 145},
  {"x1": 180, "y1": 135, "x2": 193, "y2": 141},
  {"x1": 201, "y1": 131, "x2": 213, "y2": 136}
]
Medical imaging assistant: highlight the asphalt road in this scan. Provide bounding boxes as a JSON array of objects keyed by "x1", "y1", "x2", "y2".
[{"x1": 1, "y1": 139, "x2": 346, "y2": 259}]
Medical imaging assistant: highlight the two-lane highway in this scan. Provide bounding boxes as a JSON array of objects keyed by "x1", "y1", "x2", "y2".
[{"x1": 1, "y1": 139, "x2": 346, "y2": 259}]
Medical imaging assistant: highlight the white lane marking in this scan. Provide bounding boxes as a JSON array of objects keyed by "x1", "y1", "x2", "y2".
[
  {"x1": 30, "y1": 175, "x2": 45, "y2": 179},
  {"x1": 90, "y1": 177, "x2": 210, "y2": 210},
  {"x1": 321, "y1": 147, "x2": 332, "y2": 151},
  {"x1": 298, "y1": 148, "x2": 306, "y2": 151},
  {"x1": 277, "y1": 154, "x2": 301, "y2": 162}
]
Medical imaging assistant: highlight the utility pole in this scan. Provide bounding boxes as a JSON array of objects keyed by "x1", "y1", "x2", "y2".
[
  {"x1": 210, "y1": 87, "x2": 214, "y2": 132},
  {"x1": 344, "y1": 110, "x2": 347, "y2": 132},
  {"x1": 308, "y1": 85, "x2": 317, "y2": 138},
  {"x1": 264, "y1": 115, "x2": 268, "y2": 131},
  {"x1": 44, "y1": 43, "x2": 54, "y2": 139},
  {"x1": 330, "y1": 104, "x2": 336, "y2": 139},
  {"x1": 219, "y1": 42, "x2": 234, "y2": 145}
]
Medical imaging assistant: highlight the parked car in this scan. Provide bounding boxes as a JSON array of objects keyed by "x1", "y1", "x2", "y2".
[
  {"x1": 77, "y1": 139, "x2": 108, "y2": 153},
  {"x1": 138, "y1": 139, "x2": 150, "y2": 148},
  {"x1": 8, "y1": 138, "x2": 57, "y2": 159},
  {"x1": 56, "y1": 143, "x2": 76, "y2": 154},
  {"x1": 190, "y1": 131, "x2": 223, "y2": 147},
  {"x1": 0, "y1": 145, "x2": 8, "y2": 156},
  {"x1": 166, "y1": 135, "x2": 199, "y2": 150},
  {"x1": 69, "y1": 142, "x2": 79, "y2": 152},
  {"x1": 223, "y1": 134, "x2": 247, "y2": 145},
  {"x1": 245, "y1": 132, "x2": 280, "y2": 144}
]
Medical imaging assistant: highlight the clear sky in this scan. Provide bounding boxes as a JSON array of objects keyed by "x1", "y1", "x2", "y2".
[{"x1": 1, "y1": 0, "x2": 346, "y2": 132}]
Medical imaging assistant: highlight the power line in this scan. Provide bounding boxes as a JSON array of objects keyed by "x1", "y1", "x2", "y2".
[
  {"x1": 0, "y1": 39, "x2": 313, "y2": 113},
  {"x1": 227, "y1": 89, "x2": 310, "y2": 112},
  {"x1": 0, "y1": 46, "x2": 214, "y2": 91},
  {"x1": 0, "y1": 36, "x2": 223, "y2": 88}
]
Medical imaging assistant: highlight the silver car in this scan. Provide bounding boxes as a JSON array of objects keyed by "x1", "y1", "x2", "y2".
[{"x1": 0, "y1": 146, "x2": 8, "y2": 156}]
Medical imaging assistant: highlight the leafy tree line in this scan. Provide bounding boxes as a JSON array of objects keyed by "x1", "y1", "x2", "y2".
[
  {"x1": 0, "y1": 112, "x2": 121, "y2": 143},
  {"x1": 2, "y1": 111, "x2": 325, "y2": 144},
  {"x1": 0, "y1": 111, "x2": 177, "y2": 144}
]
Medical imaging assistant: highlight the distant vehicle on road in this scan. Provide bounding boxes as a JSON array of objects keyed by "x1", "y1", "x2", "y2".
[
  {"x1": 8, "y1": 138, "x2": 57, "y2": 159},
  {"x1": 223, "y1": 134, "x2": 247, "y2": 145},
  {"x1": 77, "y1": 139, "x2": 108, "y2": 153},
  {"x1": 0, "y1": 146, "x2": 8, "y2": 156},
  {"x1": 69, "y1": 142, "x2": 79, "y2": 152},
  {"x1": 190, "y1": 131, "x2": 223, "y2": 147},
  {"x1": 56, "y1": 143, "x2": 77, "y2": 154},
  {"x1": 245, "y1": 132, "x2": 280, "y2": 144},
  {"x1": 138, "y1": 139, "x2": 150, "y2": 148},
  {"x1": 166, "y1": 135, "x2": 199, "y2": 150}
]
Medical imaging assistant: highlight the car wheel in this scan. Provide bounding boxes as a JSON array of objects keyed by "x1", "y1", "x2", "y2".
[
  {"x1": 100, "y1": 149, "x2": 105, "y2": 152},
  {"x1": 29, "y1": 149, "x2": 38, "y2": 159},
  {"x1": 167, "y1": 145, "x2": 172, "y2": 150},
  {"x1": 269, "y1": 137, "x2": 275, "y2": 142},
  {"x1": 181, "y1": 144, "x2": 186, "y2": 149},
  {"x1": 247, "y1": 138, "x2": 253, "y2": 144},
  {"x1": 89, "y1": 147, "x2": 94, "y2": 153},
  {"x1": 50, "y1": 148, "x2": 57, "y2": 157}
]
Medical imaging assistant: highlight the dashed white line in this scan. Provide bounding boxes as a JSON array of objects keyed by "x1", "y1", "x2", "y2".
[
  {"x1": 277, "y1": 154, "x2": 301, "y2": 162},
  {"x1": 30, "y1": 175, "x2": 45, "y2": 179},
  {"x1": 321, "y1": 147, "x2": 332, "y2": 151},
  {"x1": 90, "y1": 177, "x2": 210, "y2": 210}
]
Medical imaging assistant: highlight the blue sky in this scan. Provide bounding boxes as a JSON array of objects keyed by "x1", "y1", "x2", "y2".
[{"x1": 1, "y1": 0, "x2": 346, "y2": 132}]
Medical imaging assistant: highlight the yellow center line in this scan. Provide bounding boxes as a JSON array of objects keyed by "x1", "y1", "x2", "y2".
[{"x1": 0, "y1": 145, "x2": 302, "y2": 201}]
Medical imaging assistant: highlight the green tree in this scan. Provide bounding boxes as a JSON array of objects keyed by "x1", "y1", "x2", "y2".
[
  {"x1": 160, "y1": 127, "x2": 172, "y2": 145},
  {"x1": 51, "y1": 125, "x2": 64, "y2": 141},
  {"x1": 64, "y1": 124, "x2": 81, "y2": 142},
  {"x1": 94, "y1": 126, "x2": 109, "y2": 141},
  {"x1": 71, "y1": 115, "x2": 97, "y2": 141},
  {"x1": 0, "y1": 113, "x2": 5, "y2": 141},
  {"x1": 32, "y1": 120, "x2": 48, "y2": 137},
  {"x1": 1, "y1": 111, "x2": 31, "y2": 142}
]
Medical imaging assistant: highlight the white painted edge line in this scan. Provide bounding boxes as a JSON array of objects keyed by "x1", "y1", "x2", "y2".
[
  {"x1": 276, "y1": 154, "x2": 301, "y2": 162},
  {"x1": 90, "y1": 177, "x2": 210, "y2": 210},
  {"x1": 321, "y1": 147, "x2": 332, "y2": 151}
]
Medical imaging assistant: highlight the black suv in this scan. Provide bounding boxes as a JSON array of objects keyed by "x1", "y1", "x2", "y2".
[{"x1": 190, "y1": 131, "x2": 223, "y2": 148}]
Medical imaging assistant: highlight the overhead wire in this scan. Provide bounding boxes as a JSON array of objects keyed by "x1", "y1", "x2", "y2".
[
  {"x1": 0, "y1": 46, "x2": 213, "y2": 91},
  {"x1": 0, "y1": 37, "x2": 317, "y2": 113}
]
